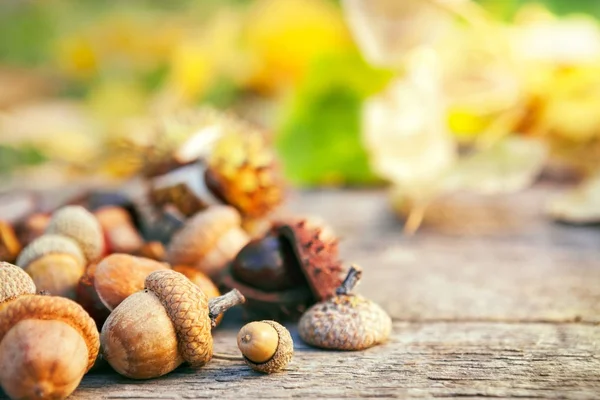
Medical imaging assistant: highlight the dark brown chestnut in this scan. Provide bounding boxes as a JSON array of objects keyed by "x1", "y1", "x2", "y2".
[{"x1": 221, "y1": 218, "x2": 344, "y2": 320}]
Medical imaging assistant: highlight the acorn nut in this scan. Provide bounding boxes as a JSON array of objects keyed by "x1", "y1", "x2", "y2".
[
  {"x1": 0, "y1": 220, "x2": 21, "y2": 263},
  {"x1": 45, "y1": 205, "x2": 104, "y2": 263},
  {"x1": 0, "y1": 295, "x2": 100, "y2": 400},
  {"x1": 237, "y1": 320, "x2": 293, "y2": 374},
  {"x1": 167, "y1": 205, "x2": 249, "y2": 279},
  {"x1": 17, "y1": 234, "x2": 86, "y2": 299},
  {"x1": 298, "y1": 265, "x2": 392, "y2": 351},
  {"x1": 93, "y1": 253, "x2": 170, "y2": 311},
  {"x1": 101, "y1": 269, "x2": 245, "y2": 379}
]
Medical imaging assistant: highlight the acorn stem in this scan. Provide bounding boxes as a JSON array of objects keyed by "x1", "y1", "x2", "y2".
[
  {"x1": 336, "y1": 265, "x2": 362, "y2": 295},
  {"x1": 208, "y1": 289, "x2": 245, "y2": 326}
]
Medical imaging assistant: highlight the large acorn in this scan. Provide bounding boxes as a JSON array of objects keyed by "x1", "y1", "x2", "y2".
[
  {"x1": 101, "y1": 269, "x2": 245, "y2": 379},
  {"x1": 298, "y1": 265, "x2": 392, "y2": 351},
  {"x1": 141, "y1": 108, "x2": 284, "y2": 219},
  {"x1": 221, "y1": 218, "x2": 343, "y2": 319}
]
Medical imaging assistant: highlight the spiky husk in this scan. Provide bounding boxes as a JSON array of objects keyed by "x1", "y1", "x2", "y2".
[{"x1": 276, "y1": 219, "x2": 343, "y2": 301}]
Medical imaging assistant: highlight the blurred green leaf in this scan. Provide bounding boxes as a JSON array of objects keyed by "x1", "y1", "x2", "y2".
[
  {"x1": 276, "y1": 52, "x2": 392, "y2": 186},
  {"x1": 0, "y1": 145, "x2": 47, "y2": 175}
]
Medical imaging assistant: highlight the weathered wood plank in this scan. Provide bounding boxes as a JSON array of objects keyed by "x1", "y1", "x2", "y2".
[
  {"x1": 63, "y1": 321, "x2": 600, "y2": 399},
  {"x1": 285, "y1": 185, "x2": 600, "y2": 323}
]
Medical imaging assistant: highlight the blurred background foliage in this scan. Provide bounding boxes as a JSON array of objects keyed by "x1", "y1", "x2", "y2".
[{"x1": 0, "y1": 0, "x2": 599, "y2": 226}]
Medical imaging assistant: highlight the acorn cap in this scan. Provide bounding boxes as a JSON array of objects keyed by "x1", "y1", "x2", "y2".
[
  {"x1": 94, "y1": 254, "x2": 170, "y2": 310},
  {"x1": 0, "y1": 262, "x2": 36, "y2": 304},
  {"x1": 144, "y1": 269, "x2": 213, "y2": 368},
  {"x1": 298, "y1": 266, "x2": 392, "y2": 351},
  {"x1": 276, "y1": 219, "x2": 343, "y2": 301},
  {"x1": 0, "y1": 295, "x2": 100, "y2": 371},
  {"x1": 206, "y1": 118, "x2": 284, "y2": 218},
  {"x1": 166, "y1": 205, "x2": 249, "y2": 270},
  {"x1": 16, "y1": 234, "x2": 85, "y2": 270},
  {"x1": 243, "y1": 320, "x2": 293, "y2": 374},
  {"x1": 46, "y1": 206, "x2": 104, "y2": 263},
  {"x1": 0, "y1": 221, "x2": 21, "y2": 263}
]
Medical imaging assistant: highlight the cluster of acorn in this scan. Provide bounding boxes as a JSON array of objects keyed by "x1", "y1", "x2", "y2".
[{"x1": 0, "y1": 109, "x2": 392, "y2": 400}]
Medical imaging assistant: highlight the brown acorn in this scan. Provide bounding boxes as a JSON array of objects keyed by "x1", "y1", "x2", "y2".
[
  {"x1": 16, "y1": 234, "x2": 86, "y2": 299},
  {"x1": 93, "y1": 254, "x2": 170, "y2": 311},
  {"x1": 45, "y1": 206, "x2": 104, "y2": 263},
  {"x1": 0, "y1": 295, "x2": 100, "y2": 400},
  {"x1": 298, "y1": 265, "x2": 392, "y2": 351},
  {"x1": 237, "y1": 320, "x2": 293, "y2": 374},
  {"x1": 0, "y1": 221, "x2": 21, "y2": 263},
  {"x1": 101, "y1": 269, "x2": 245, "y2": 379},
  {"x1": 222, "y1": 218, "x2": 343, "y2": 319},
  {"x1": 167, "y1": 205, "x2": 249, "y2": 279},
  {"x1": 0, "y1": 262, "x2": 36, "y2": 305}
]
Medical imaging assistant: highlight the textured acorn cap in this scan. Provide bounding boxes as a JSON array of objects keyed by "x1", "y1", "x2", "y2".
[
  {"x1": 144, "y1": 269, "x2": 213, "y2": 367},
  {"x1": 277, "y1": 218, "x2": 343, "y2": 301},
  {"x1": 243, "y1": 320, "x2": 293, "y2": 374},
  {"x1": 298, "y1": 294, "x2": 392, "y2": 351},
  {"x1": 94, "y1": 254, "x2": 170, "y2": 310},
  {"x1": 0, "y1": 294, "x2": 100, "y2": 371},
  {"x1": 46, "y1": 205, "x2": 104, "y2": 262},
  {"x1": 16, "y1": 234, "x2": 85, "y2": 270},
  {"x1": 206, "y1": 115, "x2": 283, "y2": 218},
  {"x1": 167, "y1": 205, "x2": 249, "y2": 269},
  {"x1": 0, "y1": 262, "x2": 36, "y2": 304}
]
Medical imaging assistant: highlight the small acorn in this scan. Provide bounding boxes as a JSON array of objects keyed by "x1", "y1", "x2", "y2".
[
  {"x1": 0, "y1": 221, "x2": 21, "y2": 263},
  {"x1": 237, "y1": 320, "x2": 293, "y2": 374},
  {"x1": 16, "y1": 234, "x2": 86, "y2": 299},
  {"x1": 45, "y1": 205, "x2": 104, "y2": 263},
  {"x1": 167, "y1": 205, "x2": 250, "y2": 279},
  {"x1": 0, "y1": 261, "x2": 36, "y2": 305},
  {"x1": 222, "y1": 218, "x2": 343, "y2": 319},
  {"x1": 298, "y1": 265, "x2": 392, "y2": 351}
]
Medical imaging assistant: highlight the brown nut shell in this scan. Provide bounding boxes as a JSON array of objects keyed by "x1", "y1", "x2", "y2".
[
  {"x1": 167, "y1": 205, "x2": 249, "y2": 278},
  {"x1": 298, "y1": 294, "x2": 392, "y2": 351},
  {"x1": 277, "y1": 219, "x2": 343, "y2": 301},
  {"x1": 145, "y1": 269, "x2": 213, "y2": 367},
  {"x1": 0, "y1": 262, "x2": 36, "y2": 304},
  {"x1": 242, "y1": 320, "x2": 293, "y2": 374},
  {"x1": 94, "y1": 254, "x2": 170, "y2": 310},
  {"x1": 17, "y1": 234, "x2": 85, "y2": 270},
  {"x1": 0, "y1": 294, "x2": 100, "y2": 371},
  {"x1": 46, "y1": 205, "x2": 104, "y2": 262}
]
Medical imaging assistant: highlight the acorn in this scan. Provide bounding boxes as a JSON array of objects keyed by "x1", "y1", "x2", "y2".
[
  {"x1": 167, "y1": 205, "x2": 250, "y2": 279},
  {"x1": 0, "y1": 261, "x2": 36, "y2": 305},
  {"x1": 0, "y1": 221, "x2": 21, "y2": 263},
  {"x1": 144, "y1": 108, "x2": 284, "y2": 219},
  {"x1": 298, "y1": 265, "x2": 392, "y2": 351},
  {"x1": 237, "y1": 320, "x2": 293, "y2": 374},
  {"x1": 0, "y1": 295, "x2": 99, "y2": 400},
  {"x1": 101, "y1": 269, "x2": 245, "y2": 379},
  {"x1": 45, "y1": 205, "x2": 104, "y2": 263},
  {"x1": 93, "y1": 254, "x2": 170, "y2": 311},
  {"x1": 221, "y1": 218, "x2": 343, "y2": 319},
  {"x1": 94, "y1": 206, "x2": 143, "y2": 254},
  {"x1": 16, "y1": 234, "x2": 86, "y2": 299}
]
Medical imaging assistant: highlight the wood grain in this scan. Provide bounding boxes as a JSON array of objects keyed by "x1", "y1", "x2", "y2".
[{"x1": 1, "y1": 185, "x2": 599, "y2": 399}]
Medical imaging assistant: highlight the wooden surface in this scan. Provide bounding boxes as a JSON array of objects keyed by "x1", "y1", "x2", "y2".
[{"x1": 2, "y1": 184, "x2": 600, "y2": 399}]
